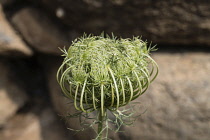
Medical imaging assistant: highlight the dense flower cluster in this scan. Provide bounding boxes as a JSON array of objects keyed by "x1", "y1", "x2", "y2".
[{"x1": 57, "y1": 34, "x2": 158, "y2": 139}]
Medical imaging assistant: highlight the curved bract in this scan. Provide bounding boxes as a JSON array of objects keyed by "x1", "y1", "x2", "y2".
[
  {"x1": 57, "y1": 34, "x2": 158, "y2": 139},
  {"x1": 57, "y1": 34, "x2": 158, "y2": 113}
]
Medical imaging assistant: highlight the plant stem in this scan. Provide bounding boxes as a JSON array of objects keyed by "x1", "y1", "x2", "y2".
[{"x1": 98, "y1": 109, "x2": 105, "y2": 140}]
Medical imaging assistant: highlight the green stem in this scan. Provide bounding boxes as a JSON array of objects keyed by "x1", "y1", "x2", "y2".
[{"x1": 98, "y1": 109, "x2": 105, "y2": 140}]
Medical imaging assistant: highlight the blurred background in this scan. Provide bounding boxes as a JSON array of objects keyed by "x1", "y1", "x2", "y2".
[{"x1": 0, "y1": 0, "x2": 210, "y2": 140}]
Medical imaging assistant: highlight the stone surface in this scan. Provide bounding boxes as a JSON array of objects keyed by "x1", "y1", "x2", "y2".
[
  {"x1": 0, "y1": 5, "x2": 33, "y2": 56},
  {"x1": 11, "y1": 7, "x2": 72, "y2": 55},
  {"x1": 0, "y1": 0, "x2": 14, "y2": 6},
  {"x1": 124, "y1": 52, "x2": 210, "y2": 140},
  {"x1": 0, "y1": 107, "x2": 74, "y2": 140},
  {"x1": 0, "y1": 59, "x2": 28, "y2": 126},
  {"x1": 28, "y1": 0, "x2": 210, "y2": 46},
  {"x1": 44, "y1": 51, "x2": 210, "y2": 140}
]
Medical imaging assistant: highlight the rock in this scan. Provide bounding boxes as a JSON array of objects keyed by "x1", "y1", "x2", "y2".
[
  {"x1": 0, "y1": 113, "x2": 42, "y2": 140},
  {"x1": 27, "y1": 0, "x2": 210, "y2": 46},
  {"x1": 11, "y1": 7, "x2": 72, "y2": 55},
  {"x1": 122, "y1": 52, "x2": 210, "y2": 140},
  {"x1": 0, "y1": 60, "x2": 28, "y2": 126},
  {"x1": 44, "y1": 51, "x2": 210, "y2": 140},
  {"x1": 0, "y1": 107, "x2": 74, "y2": 140},
  {"x1": 0, "y1": 5, "x2": 33, "y2": 56},
  {"x1": 0, "y1": 0, "x2": 14, "y2": 6}
]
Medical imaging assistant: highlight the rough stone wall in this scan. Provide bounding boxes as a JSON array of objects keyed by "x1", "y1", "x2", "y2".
[
  {"x1": 12, "y1": 0, "x2": 210, "y2": 46},
  {"x1": 0, "y1": 1, "x2": 210, "y2": 140}
]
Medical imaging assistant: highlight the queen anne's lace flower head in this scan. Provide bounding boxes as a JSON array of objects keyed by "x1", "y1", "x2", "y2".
[{"x1": 57, "y1": 34, "x2": 158, "y2": 140}]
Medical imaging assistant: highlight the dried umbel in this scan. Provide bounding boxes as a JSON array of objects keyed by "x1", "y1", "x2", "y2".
[{"x1": 57, "y1": 34, "x2": 158, "y2": 140}]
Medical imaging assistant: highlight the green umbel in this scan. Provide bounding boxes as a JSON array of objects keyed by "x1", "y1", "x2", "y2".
[{"x1": 57, "y1": 34, "x2": 158, "y2": 140}]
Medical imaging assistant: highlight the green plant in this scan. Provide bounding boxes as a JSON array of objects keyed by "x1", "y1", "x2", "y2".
[{"x1": 57, "y1": 34, "x2": 158, "y2": 140}]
